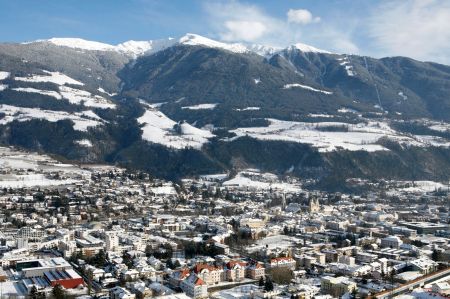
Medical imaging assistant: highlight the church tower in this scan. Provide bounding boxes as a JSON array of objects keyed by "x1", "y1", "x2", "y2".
[{"x1": 308, "y1": 196, "x2": 320, "y2": 213}]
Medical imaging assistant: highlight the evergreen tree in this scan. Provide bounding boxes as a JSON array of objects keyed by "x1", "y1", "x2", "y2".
[
  {"x1": 52, "y1": 284, "x2": 66, "y2": 299},
  {"x1": 258, "y1": 276, "x2": 265, "y2": 287},
  {"x1": 264, "y1": 278, "x2": 274, "y2": 292}
]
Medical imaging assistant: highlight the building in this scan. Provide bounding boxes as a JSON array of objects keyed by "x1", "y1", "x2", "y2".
[
  {"x1": 180, "y1": 274, "x2": 208, "y2": 298},
  {"x1": 246, "y1": 262, "x2": 265, "y2": 280},
  {"x1": 409, "y1": 258, "x2": 438, "y2": 275},
  {"x1": 225, "y1": 261, "x2": 246, "y2": 282},
  {"x1": 268, "y1": 257, "x2": 296, "y2": 270},
  {"x1": 401, "y1": 222, "x2": 448, "y2": 234},
  {"x1": 17, "y1": 257, "x2": 72, "y2": 278},
  {"x1": 321, "y1": 276, "x2": 357, "y2": 297},
  {"x1": 308, "y1": 197, "x2": 320, "y2": 213},
  {"x1": 110, "y1": 286, "x2": 136, "y2": 299},
  {"x1": 194, "y1": 264, "x2": 224, "y2": 285},
  {"x1": 381, "y1": 236, "x2": 403, "y2": 249},
  {"x1": 44, "y1": 269, "x2": 84, "y2": 288},
  {"x1": 105, "y1": 232, "x2": 120, "y2": 252}
]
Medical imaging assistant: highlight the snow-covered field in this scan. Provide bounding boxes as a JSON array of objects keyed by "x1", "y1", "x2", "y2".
[
  {"x1": 0, "y1": 104, "x2": 104, "y2": 131},
  {"x1": 398, "y1": 181, "x2": 447, "y2": 193},
  {"x1": 223, "y1": 169, "x2": 301, "y2": 192},
  {"x1": 338, "y1": 56, "x2": 356, "y2": 76},
  {"x1": 138, "y1": 107, "x2": 214, "y2": 149},
  {"x1": 0, "y1": 147, "x2": 90, "y2": 188},
  {"x1": 181, "y1": 103, "x2": 217, "y2": 110},
  {"x1": 0, "y1": 71, "x2": 10, "y2": 80},
  {"x1": 150, "y1": 183, "x2": 177, "y2": 195},
  {"x1": 5, "y1": 71, "x2": 115, "y2": 109},
  {"x1": 283, "y1": 83, "x2": 333, "y2": 94},
  {"x1": 59, "y1": 86, "x2": 115, "y2": 109},
  {"x1": 75, "y1": 139, "x2": 93, "y2": 147},
  {"x1": 235, "y1": 107, "x2": 260, "y2": 111},
  {"x1": 15, "y1": 70, "x2": 84, "y2": 86},
  {"x1": 0, "y1": 173, "x2": 79, "y2": 188},
  {"x1": 12, "y1": 87, "x2": 63, "y2": 99},
  {"x1": 230, "y1": 118, "x2": 450, "y2": 152}
]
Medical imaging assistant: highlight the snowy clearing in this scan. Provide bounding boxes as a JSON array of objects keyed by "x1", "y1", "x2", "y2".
[
  {"x1": 398, "y1": 91, "x2": 408, "y2": 100},
  {"x1": 12, "y1": 87, "x2": 62, "y2": 99},
  {"x1": 0, "y1": 104, "x2": 104, "y2": 131},
  {"x1": 399, "y1": 181, "x2": 447, "y2": 193},
  {"x1": 223, "y1": 169, "x2": 301, "y2": 192},
  {"x1": 181, "y1": 103, "x2": 218, "y2": 110},
  {"x1": 235, "y1": 107, "x2": 261, "y2": 111},
  {"x1": 0, "y1": 84, "x2": 7, "y2": 91},
  {"x1": 338, "y1": 57, "x2": 356, "y2": 76},
  {"x1": 0, "y1": 71, "x2": 10, "y2": 80},
  {"x1": 229, "y1": 119, "x2": 432, "y2": 152},
  {"x1": 15, "y1": 70, "x2": 84, "y2": 86},
  {"x1": 59, "y1": 86, "x2": 116, "y2": 109},
  {"x1": 283, "y1": 83, "x2": 333, "y2": 94},
  {"x1": 75, "y1": 139, "x2": 93, "y2": 147},
  {"x1": 0, "y1": 173, "x2": 79, "y2": 188},
  {"x1": 138, "y1": 108, "x2": 214, "y2": 149}
]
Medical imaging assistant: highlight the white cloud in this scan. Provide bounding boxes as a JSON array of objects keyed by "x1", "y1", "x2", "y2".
[
  {"x1": 222, "y1": 20, "x2": 267, "y2": 42},
  {"x1": 368, "y1": 0, "x2": 450, "y2": 63},
  {"x1": 203, "y1": 1, "x2": 285, "y2": 45},
  {"x1": 202, "y1": 0, "x2": 359, "y2": 54},
  {"x1": 287, "y1": 9, "x2": 320, "y2": 25}
]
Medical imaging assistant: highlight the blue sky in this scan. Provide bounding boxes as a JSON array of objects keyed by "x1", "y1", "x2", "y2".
[{"x1": 1, "y1": 0, "x2": 449, "y2": 64}]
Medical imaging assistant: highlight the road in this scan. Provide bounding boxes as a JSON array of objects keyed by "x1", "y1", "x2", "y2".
[{"x1": 375, "y1": 267, "x2": 450, "y2": 299}]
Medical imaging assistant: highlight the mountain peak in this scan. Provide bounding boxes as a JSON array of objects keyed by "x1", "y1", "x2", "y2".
[
  {"x1": 178, "y1": 33, "x2": 248, "y2": 54},
  {"x1": 39, "y1": 37, "x2": 116, "y2": 51},
  {"x1": 26, "y1": 34, "x2": 331, "y2": 58},
  {"x1": 288, "y1": 43, "x2": 331, "y2": 54}
]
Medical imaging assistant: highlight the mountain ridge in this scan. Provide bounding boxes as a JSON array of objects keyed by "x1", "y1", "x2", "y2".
[{"x1": 1, "y1": 34, "x2": 450, "y2": 190}]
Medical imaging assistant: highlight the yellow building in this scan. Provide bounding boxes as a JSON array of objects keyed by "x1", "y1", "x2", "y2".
[{"x1": 321, "y1": 276, "x2": 357, "y2": 297}]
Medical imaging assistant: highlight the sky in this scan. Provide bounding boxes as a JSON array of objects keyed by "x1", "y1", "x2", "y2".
[{"x1": 1, "y1": 0, "x2": 449, "y2": 64}]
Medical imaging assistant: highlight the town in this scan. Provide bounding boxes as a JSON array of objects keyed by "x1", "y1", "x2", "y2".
[{"x1": 0, "y1": 146, "x2": 449, "y2": 299}]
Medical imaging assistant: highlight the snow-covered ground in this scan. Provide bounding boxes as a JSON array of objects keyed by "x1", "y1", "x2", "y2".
[
  {"x1": 398, "y1": 91, "x2": 408, "y2": 101},
  {"x1": 0, "y1": 146, "x2": 91, "y2": 188},
  {"x1": 0, "y1": 71, "x2": 10, "y2": 80},
  {"x1": 150, "y1": 183, "x2": 177, "y2": 195},
  {"x1": 59, "y1": 86, "x2": 116, "y2": 109},
  {"x1": 223, "y1": 169, "x2": 301, "y2": 192},
  {"x1": 235, "y1": 107, "x2": 260, "y2": 111},
  {"x1": 75, "y1": 139, "x2": 93, "y2": 147},
  {"x1": 0, "y1": 104, "x2": 104, "y2": 131},
  {"x1": 15, "y1": 70, "x2": 84, "y2": 86},
  {"x1": 181, "y1": 103, "x2": 218, "y2": 110},
  {"x1": 397, "y1": 181, "x2": 447, "y2": 193},
  {"x1": 138, "y1": 107, "x2": 214, "y2": 149},
  {"x1": 283, "y1": 83, "x2": 333, "y2": 94},
  {"x1": 0, "y1": 173, "x2": 79, "y2": 188},
  {"x1": 229, "y1": 118, "x2": 450, "y2": 152},
  {"x1": 337, "y1": 56, "x2": 356, "y2": 76},
  {"x1": 11, "y1": 87, "x2": 63, "y2": 99},
  {"x1": 9, "y1": 85, "x2": 115, "y2": 109}
]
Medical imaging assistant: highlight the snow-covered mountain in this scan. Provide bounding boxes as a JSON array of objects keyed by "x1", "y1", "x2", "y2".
[
  {"x1": 2, "y1": 33, "x2": 450, "y2": 189},
  {"x1": 28, "y1": 33, "x2": 329, "y2": 58}
]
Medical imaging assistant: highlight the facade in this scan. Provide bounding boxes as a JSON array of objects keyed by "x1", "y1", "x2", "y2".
[
  {"x1": 321, "y1": 276, "x2": 357, "y2": 297},
  {"x1": 381, "y1": 236, "x2": 403, "y2": 248},
  {"x1": 180, "y1": 274, "x2": 208, "y2": 298},
  {"x1": 268, "y1": 257, "x2": 296, "y2": 270}
]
